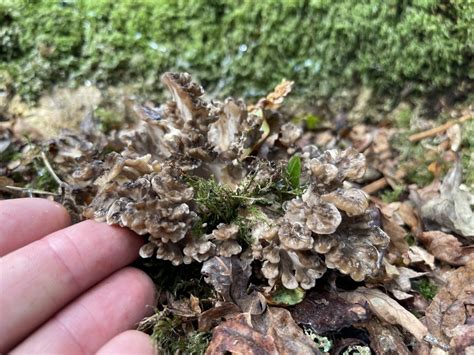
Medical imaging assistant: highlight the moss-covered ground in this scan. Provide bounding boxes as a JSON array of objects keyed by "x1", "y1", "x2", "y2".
[{"x1": 1, "y1": 0, "x2": 472, "y2": 102}]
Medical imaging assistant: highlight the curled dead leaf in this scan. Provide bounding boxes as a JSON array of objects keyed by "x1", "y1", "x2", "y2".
[
  {"x1": 381, "y1": 213, "x2": 409, "y2": 262},
  {"x1": 260, "y1": 307, "x2": 321, "y2": 355},
  {"x1": 340, "y1": 287, "x2": 429, "y2": 341},
  {"x1": 417, "y1": 162, "x2": 474, "y2": 238},
  {"x1": 418, "y1": 231, "x2": 472, "y2": 265},
  {"x1": 249, "y1": 79, "x2": 294, "y2": 111},
  {"x1": 361, "y1": 318, "x2": 410, "y2": 355},
  {"x1": 291, "y1": 289, "x2": 370, "y2": 333},
  {"x1": 425, "y1": 262, "x2": 474, "y2": 352},
  {"x1": 406, "y1": 246, "x2": 436, "y2": 270},
  {"x1": 206, "y1": 308, "x2": 320, "y2": 355},
  {"x1": 205, "y1": 314, "x2": 278, "y2": 355},
  {"x1": 198, "y1": 302, "x2": 242, "y2": 332}
]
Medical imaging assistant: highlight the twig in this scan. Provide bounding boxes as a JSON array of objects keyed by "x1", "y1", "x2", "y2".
[
  {"x1": 408, "y1": 113, "x2": 473, "y2": 142},
  {"x1": 1, "y1": 185, "x2": 58, "y2": 196},
  {"x1": 40, "y1": 151, "x2": 67, "y2": 187},
  {"x1": 362, "y1": 177, "x2": 388, "y2": 195}
]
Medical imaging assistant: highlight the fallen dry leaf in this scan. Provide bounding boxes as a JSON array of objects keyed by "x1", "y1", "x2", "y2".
[
  {"x1": 393, "y1": 266, "x2": 426, "y2": 292},
  {"x1": 425, "y1": 262, "x2": 474, "y2": 351},
  {"x1": 418, "y1": 162, "x2": 474, "y2": 238},
  {"x1": 198, "y1": 302, "x2": 242, "y2": 332},
  {"x1": 340, "y1": 287, "x2": 429, "y2": 341},
  {"x1": 406, "y1": 246, "x2": 436, "y2": 270},
  {"x1": 362, "y1": 318, "x2": 410, "y2": 355},
  {"x1": 206, "y1": 308, "x2": 321, "y2": 355},
  {"x1": 387, "y1": 266, "x2": 427, "y2": 300},
  {"x1": 291, "y1": 289, "x2": 370, "y2": 333},
  {"x1": 418, "y1": 231, "x2": 472, "y2": 265},
  {"x1": 382, "y1": 214, "x2": 409, "y2": 262},
  {"x1": 449, "y1": 324, "x2": 474, "y2": 354},
  {"x1": 259, "y1": 307, "x2": 321, "y2": 354},
  {"x1": 205, "y1": 314, "x2": 278, "y2": 355},
  {"x1": 168, "y1": 294, "x2": 202, "y2": 317},
  {"x1": 398, "y1": 201, "x2": 422, "y2": 234},
  {"x1": 249, "y1": 79, "x2": 294, "y2": 111}
]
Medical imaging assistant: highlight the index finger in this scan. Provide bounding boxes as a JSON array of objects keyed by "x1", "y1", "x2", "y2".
[
  {"x1": 0, "y1": 198, "x2": 71, "y2": 256},
  {"x1": 0, "y1": 220, "x2": 144, "y2": 352}
]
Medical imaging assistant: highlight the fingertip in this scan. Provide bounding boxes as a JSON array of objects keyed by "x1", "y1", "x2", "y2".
[
  {"x1": 0, "y1": 198, "x2": 71, "y2": 256},
  {"x1": 96, "y1": 330, "x2": 157, "y2": 355},
  {"x1": 117, "y1": 267, "x2": 157, "y2": 313}
]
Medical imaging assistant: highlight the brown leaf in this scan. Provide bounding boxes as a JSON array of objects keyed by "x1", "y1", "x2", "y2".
[
  {"x1": 206, "y1": 307, "x2": 321, "y2": 355},
  {"x1": 449, "y1": 324, "x2": 474, "y2": 354},
  {"x1": 168, "y1": 294, "x2": 202, "y2": 318},
  {"x1": 250, "y1": 79, "x2": 294, "y2": 111},
  {"x1": 387, "y1": 266, "x2": 427, "y2": 300},
  {"x1": 381, "y1": 214, "x2": 409, "y2": 261},
  {"x1": 393, "y1": 267, "x2": 427, "y2": 292},
  {"x1": 398, "y1": 201, "x2": 422, "y2": 233},
  {"x1": 405, "y1": 246, "x2": 436, "y2": 270},
  {"x1": 340, "y1": 287, "x2": 428, "y2": 341},
  {"x1": 256, "y1": 307, "x2": 322, "y2": 355},
  {"x1": 198, "y1": 302, "x2": 242, "y2": 332},
  {"x1": 418, "y1": 231, "x2": 472, "y2": 265},
  {"x1": 425, "y1": 262, "x2": 474, "y2": 350},
  {"x1": 362, "y1": 318, "x2": 410, "y2": 355},
  {"x1": 205, "y1": 314, "x2": 278, "y2": 355},
  {"x1": 416, "y1": 162, "x2": 474, "y2": 238},
  {"x1": 291, "y1": 289, "x2": 370, "y2": 333}
]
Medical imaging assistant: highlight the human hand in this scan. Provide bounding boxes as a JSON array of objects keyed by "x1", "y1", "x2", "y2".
[{"x1": 0, "y1": 198, "x2": 157, "y2": 354}]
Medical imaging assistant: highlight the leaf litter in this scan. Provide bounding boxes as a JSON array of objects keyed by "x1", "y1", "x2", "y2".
[{"x1": 1, "y1": 73, "x2": 473, "y2": 354}]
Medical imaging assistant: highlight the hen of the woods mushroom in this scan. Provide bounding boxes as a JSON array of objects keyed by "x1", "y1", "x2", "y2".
[{"x1": 83, "y1": 73, "x2": 389, "y2": 290}]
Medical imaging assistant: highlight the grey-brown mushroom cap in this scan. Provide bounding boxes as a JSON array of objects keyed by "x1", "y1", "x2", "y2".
[
  {"x1": 321, "y1": 188, "x2": 369, "y2": 217},
  {"x1": 313, "y1": 210, "x2": 390, "y2": 281}
]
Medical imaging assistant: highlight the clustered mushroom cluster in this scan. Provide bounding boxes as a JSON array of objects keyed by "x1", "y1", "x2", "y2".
[
  {"x1": 253, "y1": 147, "x2": 389, "y2": 289},
  {"x1": 83, "y1": 73, "x2": 389, "y2": 289}
]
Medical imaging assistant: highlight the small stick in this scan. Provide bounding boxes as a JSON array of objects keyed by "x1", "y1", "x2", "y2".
[
  {"x1": 362, "y1": 177, "x2": 388, "y2": 195},
  {"x1": 408, "y1": 113, "x2": 472, "y2": 143},
  {"x1": 40, "y1": 151, "x2": 67, "y2": 187},
  {"x1": 1, "y1": 185, "x2": 58, "y2": 196}
]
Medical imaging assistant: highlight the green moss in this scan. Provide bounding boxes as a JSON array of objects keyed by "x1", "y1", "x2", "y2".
[
  {"x1": 305, "y1": 114, "x2": 322, "y2": 131},
  {"x1": 185, "y1": 176, "x2": 242, "y2": 232},
  {"x1": 1, "y1": 0, "x2": 472, "y2": 101},
  {"x1": 461, "y1": 119, "x2": 474, "y2": 188},
  {"x1": 405, "y1": 233, "x2": 416, "y2": 246},
  {"x1": 94, "y1": 108, "x2": 123, "y2": 133},
  {"x1": 413, "y1": 277, "x2": 438, "y2": 300},
  {"x1": 395, "y1": 107, "x2": 413, "y2": 129},
  {"x1": 28, "y1": 167, "x2": 58, "y2": 191},
  {"x1": 391, "y1": 132, "x2": 449, "y2": 187},
  {"x1": 145, "y1": 310, "x2": 211, "y2": 355},
  {"x1": 0, "y1": 146, "x2": 21, "y2": 164},
  {"x1": 380, "y1": 185, "x2": 405, "y2": 203},
  {"x1": 233, "y1": 216, "x2": 254, "y2": 247}
]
